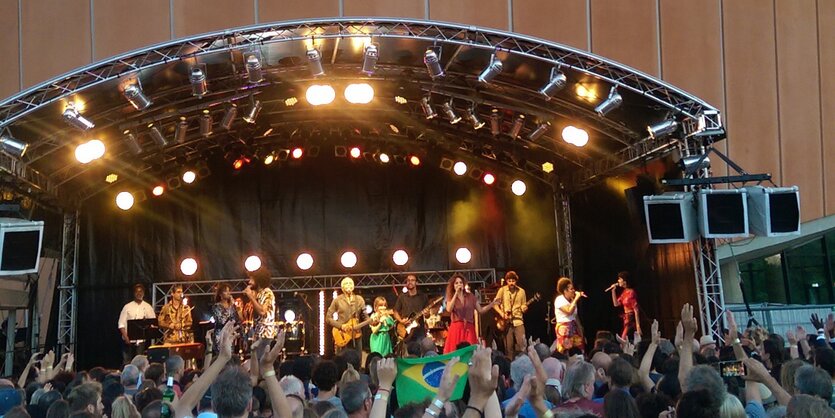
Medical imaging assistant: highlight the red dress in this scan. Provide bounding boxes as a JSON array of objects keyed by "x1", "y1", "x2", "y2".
[
  {"x1": 617, "y1": 288, "x2": 638, "y2": 339},
  {"x1": 443, "y1": 293, "x2": 477, "y2": 353}
]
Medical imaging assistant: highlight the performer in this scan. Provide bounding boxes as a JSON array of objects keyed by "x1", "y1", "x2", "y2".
[
  {"x1": 117, "y1": 283, "x2": 156, "y2": 363},
  {"x1": 243, "y1": 268, "x2": 276, "y2": 340},
  {"x1": 493, "y1": 271, "x2": 528, "y2": 357},
  {"x1": 210, "y1": 283, "x2": 242, "y2": 354},
  {"x1": 369, "y1": 297, "x2": 395, "y2": 356},
  {"x1": 554, "y1": 277, "x2": 586, "y2": 354},
  {"x1": 393, "y1": 274, "x2": 429, "y2": 344},
  {"x1": 158, "y1": 284, "x2": 194, "y2": 344},
  {"x1": 608, "y1": 271, "x2": 640, "y2": 340},
  {"x1": 327, "y1": 277, "x2": 369, "y2": 352},
  {"x1": 442, "y1": 274, "x2": 500, "y2": 354}
]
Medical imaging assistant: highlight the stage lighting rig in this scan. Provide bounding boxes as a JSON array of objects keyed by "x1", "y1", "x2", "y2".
[
  {"x1": 420, "y1": 96, "x2": 437, "y2": 119},
  {"x1": 147, "y1": 123, "x2": 168, "y2": 147},
  {"x1": 245, "y1": 53, "x2": 264, "y2": 83},
  {"x1": 62, "y1": 103, "x2": 94, "y2": 131},
  {"x1": 115, "y1": 191, "x2": 134, "y2": 210},
  {"x1": 594, "y1": 86, "x2": 622, "y2": 116},
  {"x1": 511, "y1": 180, "x2": 527, "y2": 196},
  {"x1": 528, "y1": 121, "x2": 551, "y2": 141},
  {"x1": 477, "y1": 54, "x2": 503, "y2": 84},
  {"x1": 243, "y1": 99, "x2": 262, "y2": 124},
  {"x1": 424, "y1": 48, "x2": 444, "y2": 79},
  {"x1": 508, "y1": 114, "x2": 525, "y2": 139},
  {"x1": 307, "y1": 48, "x2": 325, "y2": 76},
  {"x1": 465, "y1": 108, "x2": 485, "y2": 130},
  {"x1": 562, "y1": 125, "x2": 589, "y2": 147},
  {"x1": 122, "y1": 129, "x2": 142, "y2": 155},
  {"x1": 539, "y1": 67, "x2": 567, "y2": 98},
  {"x1": 490, "y1": 109, "x2": 501, "y2": 136},
  {"x1": 123, "y1": 82, "x2": 152, "y2": 110},
  {"x1": 361, "y1": 44, "x2": 378, "y2": 75},
  {"x1": 0, "y1": 132, "x2": 28, "y2": 158},
  {"x1": 189, "y1": 65, "x2": 208, "y2": 98},
  {"x1": 174, "y1": 117, "x2": 188, "y2": 144},
  {"x1": 74, "y1": 139, "x2": 105, "y2": 164},
  {"x1": 199, "y1": 110, "x2": 213, "y2": 137},
  {"x1": 220, "y1": 104, "x2": 238, "y2": 130},
  {"x1": 441, "y1": 101, "x2": 461, "y2": 124},
  {"x1": 647, "y1": 119, "x2": 679, "y2": 139}
]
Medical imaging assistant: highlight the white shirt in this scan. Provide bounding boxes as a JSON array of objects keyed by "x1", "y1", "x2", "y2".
[
  {"x1": 118, "y1": 300, "x2": 156, "y2": 330},
  {"x1": 554, "y1": 295, "x2": 575, "y2": 323}
]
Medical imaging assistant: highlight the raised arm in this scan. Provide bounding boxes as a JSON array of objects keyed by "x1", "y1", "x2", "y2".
[
  {"x1": 678, "y1": 304, "x2": 697, "y2": 389},
  {"x1": 475, "y1": 297, "x2": 500, "y2": 315},
  {"x1": 638, "y1": 320, "x2": 659, "y2": 392},
  {"x1": 611, "y1": 286, "x2": 620, "y2": 307},
  {"x1": 172, "y1": 321, "x2": 236, "y2": 418},
  {"x1": 19, "y1": 352, "x2": 40, "y2": 388},
  {"x1": 258, "y1": 331, "x2": 293, "y2": 418},
  {"x1": 726, "y1": 312, "x2": 747, "y2": 361},
  {"x1": 371, "y1": 358, "x2": 397, "y2": 418}
]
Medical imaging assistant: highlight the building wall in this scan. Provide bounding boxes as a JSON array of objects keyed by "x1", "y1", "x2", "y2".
[{"x1": 1, "y1": 0, "x2": 832, "y2": 222}]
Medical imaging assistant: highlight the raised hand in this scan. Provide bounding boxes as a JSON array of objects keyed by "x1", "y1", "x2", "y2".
[
  {"x1": 810, "y1": 313, "x2": 824, "y2": 330},
  {"x1": 826, "y1": 314, "x2": 835, "y2": 337},
  {"x1": 437, "y1": 357, "x2": 463, "y2": 402},
  {"x1": 681, "y1": 304, "x2": 698, "y2": 337},
  {"x1": 675, "y1": 321, "x2": 683, "y2": 347},
  {"x1": 259, "y1": 330, "x2": 286, "y2": 371},
  {"x1": 218, "y1": 321, "x2": 236, "y2": 359},
  {"x1": 742, "y1": 357, "x2": 772, "y2": 384},
  {"x1": 504, "y1": 375, "x2": 531, "y2": 418},
  {"x1": 65, "y1": 353, "x2": 74, "y2": 371},
  {"x1": 467, "y1": 347, "x2": 498, "y2": 404},
  {"x1": 786, "y1": 330, "x2": 797, "y2": 346},
  {"x1": 376, "y1": 358, "x2": 397, "y2": 389},
  {"x1": 727, "y1": 311, "x2": 739, "y2": 342},
  {"x1": 796, "y1": 325, "x2": 808, "y2": 341},
  {"x1": 651, "y1": 319, "x2": 660, "y2": 345}
]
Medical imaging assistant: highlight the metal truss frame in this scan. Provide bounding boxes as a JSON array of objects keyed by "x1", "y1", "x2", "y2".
[
  {"x1": 151, "y1": 268, "x2": 496, "y2": 310},
  {"x1": 57, "y1": 211, "x2": 79, "y2": 355},
  {"x1": 553, "y1": 191, "x2": 574, "y2": 278}
]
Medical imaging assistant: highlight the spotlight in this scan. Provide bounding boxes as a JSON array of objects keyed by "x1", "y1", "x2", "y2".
[
  {"x1": 118, "y1": 130, "x2": 141, "y2": 155},
  {"x1": 388, "y1": 124, "x2": 400, "y2": 134},
  {"x1": 0, "y1": 133, "x2": 29, "y2": 157},
  {"x1": 284, "y1": 310, "x2": 296, "y2": 323},
  {"x1": 244, "y1": 255, "x2": 262, "y2": 272},
  {"x1": 361, "y1": 44, "x2": 378, "y2": 75},
  {"x1": 105, "y1": 173, "x2": 118, "y2": 183},
  {"x1": 511, "y1": 180, "x2": 527, "y2": 196},
  {"x1": 394, "y1": 96, "x2": 408, "y2": 105},
  {"x1": 232, "y1": 156, "x2": 250, "y2": 170},
  {"x1": 306, "y1": 84, "x2": 336, "y2": 106},
  {"x1": 349, "y1": 147, "x2": 362, "y2": 159},
  {"x1": 220, "y1": 104, "x2": 237, "y2": 130},
  {"x1": 291, "y1": 147, "x2": 304, "y2": 159},
  {"x1": 180, "y1": 258, "x2": 198, "y2": 276},
  {"x1": 420, "y1": 96, "x2": 437, "y2": 119},
  {"x1": 477, "y1": 54, "x2": 503, "y2": 84},
  {"x1": 490, "y1": 109, "x2": 501, "y2": 136},
  {"x1": 542, "y1": 162, "x2": 554, "y2": 173},
  {"x1": 123, "y1": 83, "x2": 152, "y2": 110},
  {"x1": 199, "y1": 109, "x2": 213, "y2": 136},
  {"x1": 75, "y1": 139, "x2": 105, "y2": 164},
  {"x1": 562, "y1": 126, "x2": 589, "y2": 147},
  {"x1": 509, "y1": 114, "x2": 525, "y2": 139},
  {"x1": 678, "y1": 155, "x2": 711, "y2": 173},
  {"x1": 263, "y1": 152, "x2": 276, "y2": 165},
  {"x1": 175, "y1": 117, "x2": 188, "y2": 144},
  {"x1": 341, "y1": 251, "x2": 357, "y2": 268},
  {"x1": 453, "y1": 161, "x2": 467, "y2": 176},
  {"x1": 243, "y1": 100, "x2": 262, "y2": 124},
  {"x1": 455, "y1": 247, "x2": 472, "y2": 264},
  {"x1": 344, "y1": 83, "x2": 374, "y2": 104},
  {"x1": 483, "y1": 173, "x2": 495, "y2": 185},
  {"x1": 296, "y1": 253, "x2": 314, "y2": 270},
  {"x1": 378, "y1": 153, "x2": 390, "y2": 163},
  {"x1": 182, "y1": 170, "x2": 196, "y2": 184},
  {"x1": 189, "y1": 66, "x2": 208, "y2": 98},
  {"x1": 539, "y1": 68, "x2": 567, "y2": 98},
  {"x1": 647, "y1": 119, "x2": 679, "y2": 139},
  {"x1": 152, "y1": 185, "x2": 165, "y2": 196},
  {"x1": 465, "y1": 108, "x2": 485, "y2": 130},
  {"x1": 115, "y1": 191, "x2": 134, "y2": 210},
  {"x1": 307, "y1": 48, "x2": 325, "y2": 76},
  {"x1": 147, "y1": 123, "x2": 168, "y2": 147},
  {"x1": 245, "y1": 54, "x2": 263, "y2": 83},
  {"x1": 594, "y1": 86, "x2": 622, "y2": 116},
  {"x1": 62, "y1": 103, "x2": 95, "y2": 130},
  {"x1": 424, "y1": 48, "x2": 444, "y2": 79},
  {"x1": 441, "y1": 101, "x2": 461, "y2": 124},
  {"x1": 392, "y1": 249, "x2": 409, "y2": 266},
  {"x1": 409, "y1": 155, "x2": 421, "y2": 166},
  {"x1": 528, "y1": 121, "x2": 551, "y2": 141}
]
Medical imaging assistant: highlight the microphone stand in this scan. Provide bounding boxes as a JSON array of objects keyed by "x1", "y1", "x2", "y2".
[{"x1": 546, "y1": 301, "x2": 553, "y2": 340}]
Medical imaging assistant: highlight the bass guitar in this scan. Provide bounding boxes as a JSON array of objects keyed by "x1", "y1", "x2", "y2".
[
  {"x1": 495, "y1": 292, "x2": 541, "y2": 332},
  {"x1": 332, "y1": 309, "x2": 392, "y2": 348},
  {"x1": 395, "y1": 296, "x2": 444, "y2": 339}
]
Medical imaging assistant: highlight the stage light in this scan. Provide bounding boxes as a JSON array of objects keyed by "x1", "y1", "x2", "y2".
[
  {"x1": 392, "y1": 249, "x2": 408, "y2": 266},
  {"x1": 542, "y1": 162, "x2": 554, "y2": 173},
  {"x1": 318, "y1": 291, "x2": 325, "y2": 355},
  {"x1": 152, "y1": 185, "x2": 165, "y2": 196},
  {"x1": 284, "y1": 309, "x2": 296, "y2": 323},
  {"x1": 245, "y1": 54, "x2": 263, "y2": 83},
  {"x1": 199, "y1": 110, "x2": 213, "y2": 137},
  {"x1": 361, "y1": 44, "x2": 378, "y2": 75},
  {"x1": 220, "y1": 104, "x2": 237, "y2": 130},
  {"x1": 388, "y1": 124, "x2": 400, "y2": 134},
  {"x1": 378, "y1": 153, "x2": 390, "y2": 164},
  {"x1": 291, "y1": 147, "x2": 304, "y2": 159},
  {"x1": 306, "y1": 84, "x2": 336, "y2": 106},
  {"x1": 349, "y1": 147, "x2": 361, "y2": 159},
  {"x1": 180, "y1": 258, "x2": 198, "y2": 276},
  {"x1": 296, "y1": 253, "x2": 314, "y2": 270},
  {"x1": 75, "y1": 139, "x2": 105, "y2": 164},
  {"x1": 511, "y1": 180, "x2": 527, "y2": 196},
  {"x1": 539, "y1": 67, "x2": 567, "y2": 98},
  {"x1": 0, "y1": 133, "x2": 29, "y2": 157},
  {"x1": 678, "y1": 155, "x2": 711, "y2": 173},
  {"x1": 245, "y1": 255, "x2": 262, "y2": 272},
  {"x1": 483, "y1": 173, "x2": 495, "y2": 185},
  {"x1": 465, "y1": 109, "x2": 485, "y2": 130},
  {"x1": 182, "y1": 170, "x2": 196, "y2": 184},
  {"x1": 232, "y1": 156, "x2": 249, "y2": 170},
  {"x1": 441, "y1": 101, "x2": 461, "y2": 124},
  {"x1": 575, "y1": 84, "x2": 598, "y2": 101},
  {"x1": 189, "y1": 66, "x2": 208, "y2": 98},
  {"x1": 594, "y1": 86, "x2": 622, "y2": 116},
  {"x1": 394, "y1": 96, "x2": 408, "y2": 105},
  {"x1": 175, "y1": 117, "x2": 188, "y2": 144},
  {"x1": 509, "y1": 114, "x2": 525, "y2": 139},
  {"x1": 490, "y1": 109, "x2": 501, "y2": 136},
  {"x1": 455, "y1": 247, "x2": 472, "y2": 264},
  {"x1": 146, "y1": 123, "x2": 168, "y2": 147},
  {"x1": 424, "y1": 49, "x2": 444, "y2": 79},
  {"x1": 420, "y1": 96, "x2": 437, "y2": 119},
  {"x1": 263, "y1": 152, "x2": 276, "y2": 165},
  {"x1": 341, "y1": 251, "x2": 357, "y2": 268},
  {"x1": 647, "y1": 119, "x2": 679, "y2": 139},
  {"x1": 477, "y1": 54, "x2": 503, "y2": 84},
  {"x1": 115, "y1": 191, "x2": 134, "y2": 210},
  {"x1": 562, "y1": 125, "x2": 589, "y2": 147},
  {"x1": 243, "y1": 100, "x2": 262, "y2": 124},
  {"x1": 62, "y1": 103, "x2": 95, "y2": 131},
  {"x1": 307, "y1": 48, "x2": 325, "y2": 76},
  {"x1": 123, "y1": 83, "x2": 152, "y2": 110},
  {"x1": 528, "y1": 121, "x2": 551, "y2": 141},
  {"x1": 344, "y1": 83, "x2": 374, "y2": 104},
  {"x1": 453, "y1": 161, "x2": 467, "y2": 176},
  {"x1": 409, "y1": 155, "x2": 421, "y2": 166},
  {"x1": 105, "y1": 173, "x2": 118, "y2": 183}
]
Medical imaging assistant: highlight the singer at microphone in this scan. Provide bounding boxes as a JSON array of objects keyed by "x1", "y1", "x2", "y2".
[
  {"x1": 610, "y1": 271, "x2": 640, "y2": 340},
  {"x1": 554, "y1": 277, "x2": 586, "y2": 353}
]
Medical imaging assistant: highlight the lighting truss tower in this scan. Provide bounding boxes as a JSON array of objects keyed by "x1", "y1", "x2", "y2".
[
  {"x1": 554, "y1": 190, "x2": 574, "y2": 278},
  {"x1": 57, "y1": 211, "x2": 79, "y2": 356}
]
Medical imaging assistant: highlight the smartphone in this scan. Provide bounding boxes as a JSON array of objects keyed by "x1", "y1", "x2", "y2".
[{"x1": 718, "y1": 360, "x2": 747, "y2": 378}]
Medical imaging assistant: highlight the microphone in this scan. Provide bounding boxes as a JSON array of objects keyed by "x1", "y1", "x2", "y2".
[{"x1": 604, "y1": 284, "x2": 617, "y2": 292}]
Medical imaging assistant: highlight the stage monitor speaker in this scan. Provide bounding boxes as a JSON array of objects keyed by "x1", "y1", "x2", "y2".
[
  {"x1": 698, "y1": 189, "x2": 749, "y2": 238},
  {"x1": 744, "y1": 186, "x2": 801, "y2": 237},
  {"x1": 643, "y1": 193, "x2": 699, "y2": 244},
  {"x1": 0, "y1": 218, "x2": 44, "y2": 276}
]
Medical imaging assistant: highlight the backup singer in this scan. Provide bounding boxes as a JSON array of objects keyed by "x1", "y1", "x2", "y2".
[
  {"x1": 393, "y1": 274, "x2": 428, "y2": 344},
  {"x1": 609, "y1": 271, "x2": 640, "y2": 340},
  {"x1": 442, "y1": 274, "x2": 500, "y2": 354},
  {"x1": 158, "y1": 284, "x2": 194, "y2": 344},
  {"x1": 117, "y1": 283, "x2": 156, "y2": 363},
  {"x1": 369, "y1": 297, "x2": 395, "y2": 356},
  {"x1": 210, "y1": 283, "x2": 242, "y2": 354},
  {"x1": 327, "y1": 277, "x2": 369, "y2": 352},
  {"x1": 493, "y1": 271, "x2": 527, "y2": 357},
  {"x1": 243, "y1": 268, "x2": 276, "y2": 340},
  {"x1": 554, "y1": 277, "x2": 586, "y2": 353}
]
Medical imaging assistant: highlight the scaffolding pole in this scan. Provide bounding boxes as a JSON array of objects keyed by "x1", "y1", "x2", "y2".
[{"x1": 57, "y1": 211, "x2": 79, "y2": 356}]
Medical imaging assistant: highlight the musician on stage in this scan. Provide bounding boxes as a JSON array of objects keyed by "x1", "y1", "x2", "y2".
[
  {"x1": 210, "y1": 283, "x2": 242, "y2": 354},
  {"x1": 492, "y1": 271, "x2": 527, "y2": 357},
  {"x1": 393, "y1": 274, "x2": 428, "y2": 344},
  {"x1": 369, "y1": 297, "x2": 395, "y2": 356},
  {"x1": 243, "y1": 267, "x2": 276, "y2": 340},
  {"x1": 327, "y1": 277, "x2": 368, "y2": 352},
  {"x1": 608, "y1": 271, "x2": 640, "y2": 340},
  {"x1": 158, "y1": 284, "x2": 194, "y2": 344},
  {"x1": 554, "y1": 277, "x2": 586, "y2": 353},
  {"x1": 117, "y1": 283, "x2": 156, "y2": 363},
  {"x1": 442, "y1": 274, "x2": 500, "y2": 354}
]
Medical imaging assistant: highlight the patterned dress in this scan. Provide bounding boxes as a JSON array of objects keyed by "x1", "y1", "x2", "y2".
[
  {"x1": 617, "y1": 288, "x2": 639, "y2": 340},
  {"x1": 210, "y1": 302, "x2": 240, "y2": 353},
  {"x1": 253, "y1": 288, "x2": 276, "y2": 339},
  {"x1": 554, "y1": 295, "x2": 584, "y2": 353}
]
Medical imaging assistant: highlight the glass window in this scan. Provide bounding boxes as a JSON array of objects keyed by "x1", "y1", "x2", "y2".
[
  {"x1": 784, "y1": 238, "x2": 831, "y2": 305},
  {"x1": 739, "y1": 256, "x2": 787, "y2": 304}
]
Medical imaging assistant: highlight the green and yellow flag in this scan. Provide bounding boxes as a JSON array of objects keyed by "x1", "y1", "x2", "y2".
[{"x1": 395, "y1": 345, "x2": 475, "y2": 407}]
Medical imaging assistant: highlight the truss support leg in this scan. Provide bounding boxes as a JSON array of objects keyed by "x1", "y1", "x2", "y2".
[
  {"x1": 58, "y1": 211, "x2": 79, "y2": 356},
  {"x1": 554, "y1": 190, "x2": 574, "y2": 278},
  {"x1": 691, "y1": 225, "x2": 726, "y2": 343}
]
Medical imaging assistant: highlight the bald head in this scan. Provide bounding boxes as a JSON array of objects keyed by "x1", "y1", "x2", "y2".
[{"x1": 591, "y1": 352, "x2": 612, "y2": 384}]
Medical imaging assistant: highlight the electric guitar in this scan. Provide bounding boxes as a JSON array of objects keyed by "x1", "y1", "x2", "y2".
[
  {"x1": 395, "y1": 296, "x2": 444, "y2": 339},
  {"x1": 332, "y1": 309, "x2": 392, "y2": 348},
  {"x1": 495, "y1": 292, "x2": 541, "y2": 332}
]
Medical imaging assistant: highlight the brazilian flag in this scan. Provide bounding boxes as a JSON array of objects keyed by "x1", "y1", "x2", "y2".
[{"x1": 395, "y1": 345, "x2": 475, "y2": 407}]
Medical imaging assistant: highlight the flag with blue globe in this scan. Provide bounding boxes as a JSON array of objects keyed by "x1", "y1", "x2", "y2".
[{"x1": 395, "y1": 345, "x2": 475, "y2": 407}]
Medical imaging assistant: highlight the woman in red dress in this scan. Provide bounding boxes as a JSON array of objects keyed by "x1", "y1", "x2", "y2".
[
  {"x1": 442, "y1": 274, "x2": 500, "y2": 353},
  {"x1": 609, "y1": 271, "x2": 640, "y2": 340}
]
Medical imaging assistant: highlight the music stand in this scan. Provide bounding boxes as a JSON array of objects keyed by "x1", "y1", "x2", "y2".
[{"x1": 127, "y1": 318, "x2": 161, "y2": 342}]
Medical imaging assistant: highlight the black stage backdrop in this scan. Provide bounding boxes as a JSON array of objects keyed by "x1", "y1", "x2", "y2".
[{"x1": 76, "y1": 156, "x2": 561, "y2": 368}]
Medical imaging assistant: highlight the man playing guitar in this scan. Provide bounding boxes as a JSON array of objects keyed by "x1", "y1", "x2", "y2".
[
  {"x1": 492, "y1": 271, "x2": 531, "y2": 357},
  {"x1": 393, "y1": 274, "x2": 429, "y2": 345},
  {"x1": 327, "y1": 277, "x2": 369, "y2": 352}
]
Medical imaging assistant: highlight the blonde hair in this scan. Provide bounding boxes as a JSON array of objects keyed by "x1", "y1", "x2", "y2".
[
  {"x1": 339, "y1": 364, "x2": 360, "y2": 392},
  {"x1": 718, "y1": 394, "x2": 745, "y2": 418},
  {"x1": 111, "y1": 396, "x2": 140, "y2": 418}
]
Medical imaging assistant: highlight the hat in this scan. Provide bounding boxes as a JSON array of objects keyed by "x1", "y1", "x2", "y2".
[
  {"x1": 699, "y1": 335, "x2": 717, "y2": 347},
  {"x1": 0, "y1": 388, "x2": 22, "y2": 416}
]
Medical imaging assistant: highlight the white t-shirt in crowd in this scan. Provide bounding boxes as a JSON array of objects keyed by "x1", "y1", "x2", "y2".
[{"x1": 554, "y1": 295, "x2": 575, "y2": 323}]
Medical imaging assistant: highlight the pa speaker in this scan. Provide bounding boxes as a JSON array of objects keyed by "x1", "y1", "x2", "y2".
[
  {"x1": 698, "y1": 189, "x2": 749, "y2": 238},
  {"x1": 745, "y1": 186, "x2": 800, "y2": 237},
  {"x1": 643, "y1": 193, "x2": 699, "y2": 243},
  {"x1": 0, "y1": 218, "x2": 44, "y2": 276}
]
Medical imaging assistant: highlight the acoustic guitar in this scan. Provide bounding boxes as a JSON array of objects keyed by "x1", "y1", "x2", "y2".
[
  {"x1": 395, "y1": 296, "x2": 445, "y2": 339},
  {"x1": 495, "y1": 292, "x2": 541, "y2": 332},
  {"x1": 332, "y1": 309, "x2": 392, "y2": 348}
]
